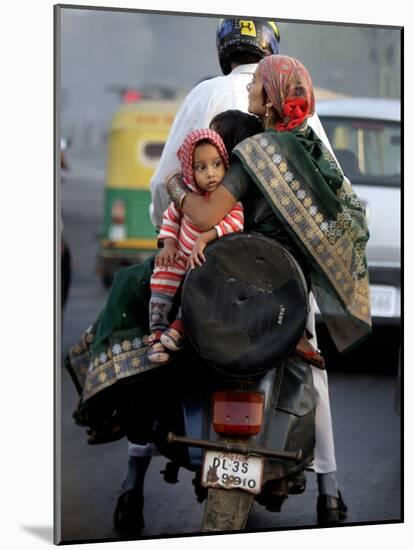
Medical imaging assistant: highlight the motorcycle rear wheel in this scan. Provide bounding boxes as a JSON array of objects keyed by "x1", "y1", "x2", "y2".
[{"x1": 201, "y1": 488, "x2": 254, "y2": 532}]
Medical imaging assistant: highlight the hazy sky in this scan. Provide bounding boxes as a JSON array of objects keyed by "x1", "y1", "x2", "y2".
[{"x1": 59, "y1": 7, "x2": 401, "y2": 142}]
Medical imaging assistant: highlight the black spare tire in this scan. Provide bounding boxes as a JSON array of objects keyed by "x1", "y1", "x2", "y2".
[{"x1": 182, "y1": 233, "x2": 309, "y2": 377}]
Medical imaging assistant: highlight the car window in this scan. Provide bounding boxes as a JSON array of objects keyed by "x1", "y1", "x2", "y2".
[{"x1": 320, "y1": 117, "x2": 400, "y2": 187}]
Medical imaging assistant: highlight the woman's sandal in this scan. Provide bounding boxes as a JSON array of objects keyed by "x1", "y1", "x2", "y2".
[
  {"x1": 160, "y1": 326, "x2": 184, "y2": 352},
  {"x1": 74, "y1": 409, "x2": 125, "y2": 445},
  {"x1": 295, "y1": 334, "x2": 326, "y2": 369},
  {"x1": 147, "y1": 331, "x2": 171, "y2": 363},
  {"x1": 86, "y1": 422, "x2": 125, "y2": 445}
]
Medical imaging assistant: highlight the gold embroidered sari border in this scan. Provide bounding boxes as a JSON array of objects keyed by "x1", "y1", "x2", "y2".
[{"x1": 238, "y1": 137, "x2": 370, "y2": 326}]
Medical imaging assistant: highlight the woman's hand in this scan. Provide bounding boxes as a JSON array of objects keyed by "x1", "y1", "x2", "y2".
[
  {"x1": 180, "y1": 181, "x2": 238, "y2": 231},
  {"x1": 155, "y1": 239, "x2": 178, "y2": 267},
  {"x1": 187, "y1": 238, "x2": 207, "y2": 270}
]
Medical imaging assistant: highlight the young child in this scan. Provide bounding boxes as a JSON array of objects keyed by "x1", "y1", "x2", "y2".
[{"x1": 148, "y1": 128, "x2": 244, "y2": 363}]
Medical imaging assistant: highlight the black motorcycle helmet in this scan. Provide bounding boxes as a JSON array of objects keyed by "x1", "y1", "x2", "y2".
[{"x1": 216, "y1": 19, "x2": 281, "y2": 75}]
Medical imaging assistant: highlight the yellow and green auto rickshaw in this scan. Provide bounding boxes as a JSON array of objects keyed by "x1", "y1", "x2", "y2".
[{"x1": 97, "y1": 90, "x2": 181, "y2": 286}]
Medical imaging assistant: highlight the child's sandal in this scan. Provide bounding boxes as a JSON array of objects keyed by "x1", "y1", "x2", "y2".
[
  {"x1": 147, "y1": 331, "x2": 170, "y2": 363},
  {"x1": 161, "y1": 326, "x2": 184, "y2": 352}
]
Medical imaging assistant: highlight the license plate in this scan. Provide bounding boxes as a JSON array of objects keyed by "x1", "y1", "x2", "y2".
[
  {"x1": 370, "y1": 285, "x2": 397, "y2": 317},
  {"x1": 201, "y1": 450, "x2": 264, "y2": 494}
]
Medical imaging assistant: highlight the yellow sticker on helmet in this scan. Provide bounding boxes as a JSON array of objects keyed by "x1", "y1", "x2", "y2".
[{"x1": 239, "y1": 20, "x2": 256, "y2": 37}]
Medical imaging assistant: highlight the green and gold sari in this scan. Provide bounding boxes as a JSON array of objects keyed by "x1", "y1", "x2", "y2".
[
  {"x1": 65, "y1": 258, "x2": 172, "y2": 411},
  {"x1": 234, "y1": 126, "x2": 371, "y2": 353}
]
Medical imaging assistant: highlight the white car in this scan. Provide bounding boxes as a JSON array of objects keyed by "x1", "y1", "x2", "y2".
[{"x1": 317, "y1": 98, "x2": 401, "y2": 325}]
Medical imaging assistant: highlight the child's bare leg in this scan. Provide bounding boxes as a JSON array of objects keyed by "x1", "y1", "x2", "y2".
[
  {"x1": 148, "y1": 256, "x2": 186, "y2": 362},
  {"x1": 147, "y1": 294, "x2": 174, "y2": 362}
]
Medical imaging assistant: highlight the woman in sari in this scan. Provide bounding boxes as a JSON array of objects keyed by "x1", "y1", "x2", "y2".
[{"x1": 167, "y1": 54, "x2": 372, "y2": 524}]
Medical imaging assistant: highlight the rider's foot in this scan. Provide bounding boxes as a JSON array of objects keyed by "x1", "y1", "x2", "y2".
[
  {"x1": 317, "y1": 490, "x2": 347, "y2": 525},
  {"x1": 295, "y1": 333, "x2": 325, "y2": 369},
  {"x1": 113, "y1": 490, "x2": 144, "y2": 533}
]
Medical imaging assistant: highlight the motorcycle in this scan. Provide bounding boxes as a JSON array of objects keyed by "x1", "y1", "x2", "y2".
[{"x1": 121, "y1": 232, "x2": 317, "y2": 532}]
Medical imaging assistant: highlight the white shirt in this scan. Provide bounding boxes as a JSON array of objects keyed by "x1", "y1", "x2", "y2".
[{"x1": 150, "y1": 63, "x2": 335, "y2": 229}]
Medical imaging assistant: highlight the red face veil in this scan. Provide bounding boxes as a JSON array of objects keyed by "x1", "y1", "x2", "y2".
[{"x1": 257, "y1": 54, "x2": 315, "y2": 131}]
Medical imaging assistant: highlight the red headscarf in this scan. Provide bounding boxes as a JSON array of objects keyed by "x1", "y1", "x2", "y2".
[
  {"x1": 257, "y1": 54, "x2": 315, "y2": 131},
  {"x1": 177, "y1": 128, "x2": 229, "y2": 193}
]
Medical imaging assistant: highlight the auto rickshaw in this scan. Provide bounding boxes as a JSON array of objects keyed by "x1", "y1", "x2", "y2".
[{"x1": 97, "y1": 89, "x2": 181, "y2": 286}]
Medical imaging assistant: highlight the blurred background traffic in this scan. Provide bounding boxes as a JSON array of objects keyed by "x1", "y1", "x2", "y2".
[
  {"x1": 58, "y1": 7, "x2": 401, "y2": 541},
  {"x1": 60, "y1": 9, "x2": 400, "y2": 174}
]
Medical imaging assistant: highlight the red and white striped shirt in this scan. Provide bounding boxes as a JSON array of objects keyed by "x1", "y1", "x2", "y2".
[{"x1": 158, "y1": 200, "x2": 244, "y2": 258}]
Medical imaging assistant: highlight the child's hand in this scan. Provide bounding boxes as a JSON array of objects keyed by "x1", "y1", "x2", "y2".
[
  {"x1": 155, "y1": 243, "x2": 178, "y2": 267},
  {"x1": 187, "y1": 239, "x2": 207, "y2": 270}
]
